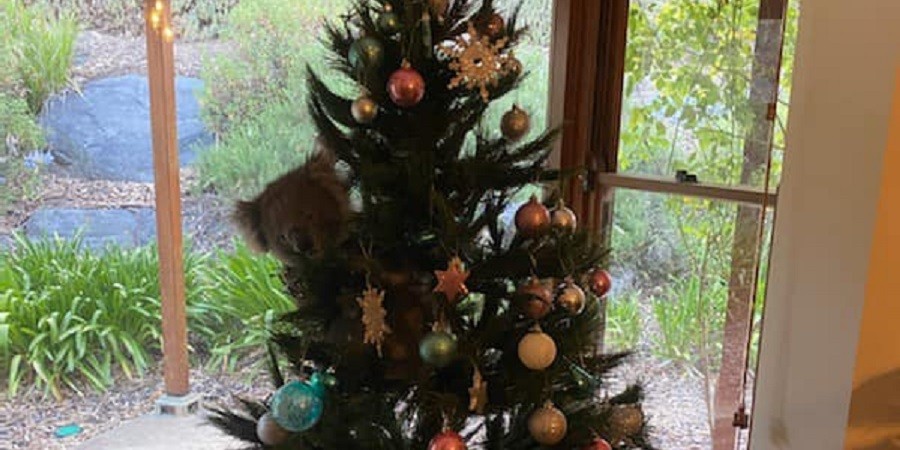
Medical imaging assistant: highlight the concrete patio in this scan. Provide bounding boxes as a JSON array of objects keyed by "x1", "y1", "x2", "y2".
[{"x1": 77, "y1": 412, "x2": 244, "y2": 450}]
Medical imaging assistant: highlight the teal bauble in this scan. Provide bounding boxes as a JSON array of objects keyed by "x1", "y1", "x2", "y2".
[
  {"x1": 378, "y1": 11, "x2": 402, "y2": 35},
  {"x1": 419, "y1": 331, "x2": 458, "y2": 368},
  {"x1": 348, "y1": 36, "x2": 384, "y2": 72},
  {"x1": 270, "y1": 374, "x2": 326, "y2": 432}
]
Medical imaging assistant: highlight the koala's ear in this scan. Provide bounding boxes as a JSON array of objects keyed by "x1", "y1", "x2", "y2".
[
  {"x1": 233, "y1": 200, "x2": 268, "y2": 253},
  {"x1": 307, "y1": 136, "x2": 337, "y2": 169}
]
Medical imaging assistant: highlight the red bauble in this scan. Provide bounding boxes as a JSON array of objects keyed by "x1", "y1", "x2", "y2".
[
  {"x1": 583, "y1": 437, "x2": 613, "y2": 450},
  {"x1": 428, "y1": 430, "x2": 468, "y2": 450},
  {"x1": 388, "y1": 60, "x2": 425, "y2": 107},
  {"x1": 588, "y1": 268, "x2": 612, "y2": 298},
  {"x1": 515, "y1": 195, "x2": 551, "y2": 238}
]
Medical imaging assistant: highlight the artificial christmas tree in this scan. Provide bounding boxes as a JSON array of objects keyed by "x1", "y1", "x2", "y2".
[{"x1": 211, "y1": 0, "x2": 654, "y2": 448}]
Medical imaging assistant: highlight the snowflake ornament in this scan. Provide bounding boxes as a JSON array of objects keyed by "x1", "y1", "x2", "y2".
[
  {"x1": 357, "y1": 287, "x2": 391, "y2": 357},
  {"x1": 443, "y1": 23, "x2": 519, "y2": 102}
]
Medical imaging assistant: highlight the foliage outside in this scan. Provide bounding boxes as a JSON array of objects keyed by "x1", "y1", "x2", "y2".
[{"x1": 0, "y1": 236, "x2": 293, "y2": 400}]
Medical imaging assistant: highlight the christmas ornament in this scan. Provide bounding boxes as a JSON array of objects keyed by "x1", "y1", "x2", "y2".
[
  {"x1": 556, "y1": 278, "x2": 586, "y2": 315},
  {"x1": 270, "y1": 374, "x2": 327, "y2": 432},
  {"x1": 518, "y1": 276, "x2": 553, "y2": 320},
  {"x1": 444, "y1": 23, "x2": 517, "y2": 102},
  {"x1": 583, "y1": 437, "x2": 613, "y2": 450},
  {"x1": 419, "y1": 330, "x2": 458, "y2": 368},
  {"x1": 357, "y1": 287, "x2": 391, "y2": 356},
  {"x1": 428, "y1": 429, "x2": 467, "y2": 450},
  {"x1": 351, "y1": 95, "x2": 378, "y2": 124},
  {"x1": 588, "y1": 268, "x2": 612, "y2": 298},
  {"x1": 515, "y1": 195, "x2": 551, "y2": 238},
  {"x1": 378, "y1": 4, "x2": 402, "y2": 35},
  {"x1": 609, "y1": 404, "x2": 644, "y2": 436},
  {"x1": 518, "y1": 325, "x2": 557, "y2": 370},
  {"x1": 528, "y1": 401, "x2": 568, "y2": 445},
  {"x1": 468, "y1": 367, "x2": 488, "y2": 414},
  {"x1": 481, "y1": 12, "x2": 506, "y2": 39},
  {"x1": 433, "y1": 256, "x2": 469, "y2": 303},
  {"x1": 388, "y1": 60, "x2": 426, "y2": 107},
  {"x1": 550, "y1": 200, "x2": 577, "y2": 232},
  {"x1": 348, "y1": 36, "x2": 384, "y2": 72},
  {"x1": 256, "y1": 412, "x2": 291, "y2": 446},
  {"x1": 501, "y1": 104, "x2": 531, "y2": 141}
]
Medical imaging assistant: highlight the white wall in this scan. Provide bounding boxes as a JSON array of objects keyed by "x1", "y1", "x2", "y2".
[{"x1": 750, "y1": 1, "x2": 900, "y2": 449}]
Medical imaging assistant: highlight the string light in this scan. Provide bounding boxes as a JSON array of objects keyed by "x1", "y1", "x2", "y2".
[{"x1": 148, "y1": 0, "x2": 175, "y2": 43}]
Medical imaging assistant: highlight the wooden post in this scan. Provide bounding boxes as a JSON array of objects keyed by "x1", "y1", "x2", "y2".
[{"x1": 144, "y1": 0, "x2": 189, "y2": 397}]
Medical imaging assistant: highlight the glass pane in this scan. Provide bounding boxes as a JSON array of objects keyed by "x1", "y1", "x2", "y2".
[
  {"x1": 619, "y1": 0, "x2": 800, "y2": 191},
  {"x1": 606, "y1": 188, "x2": 773, "y2": 449}
]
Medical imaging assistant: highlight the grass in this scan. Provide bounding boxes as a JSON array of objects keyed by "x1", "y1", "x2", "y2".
[
  {"x1": 0, "y1": 236, "x2": 293, "y2": 399},
  {"x1": 1, "y1": 0, "x2": 77, "y2": 113},
  {"x1": 650, "y1": 274, "x2": 728, "y2": 373},
  {"x1": 605, "y1": 290, "x2": 643, "y2": 352}
]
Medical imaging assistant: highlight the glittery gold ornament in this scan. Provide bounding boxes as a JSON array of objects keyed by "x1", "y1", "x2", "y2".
[
  {"x1": 351, "y1": 95, "x2": 378, "y2": 124},
  {"x1": 357, "y1": 287, "x2": 391, "y2": 356},
  {"x1": 550, "y1": 200, "x2": 577, "y2": 232},
  {"x1": 433, "y1": 256, "x2": 470, "y2": 303},
  {"x1": 443, "y1": 23, "x2": 517, "y2": 102},
  {"x1": 518, "y1": 325, "x2": 557, "y2": 370},
  {"x1": 556, "y1": 278, "x2": 586, "y2": 315},
  {"x1": 256, "y1": 412, "x2": 291, "y2": 446},
  {"x1": 609, "y1": 404, "x2": 644, "y2": 436},
  {"x1": 468, "y1": 367, "x2": 488, "y2": 414},
  {"x1": 515, "y1": 195, "x2": 551, "y2": 238},
  {"x1": 528, "y1": 401, "x2": 568, "y2": 445},
  {"x1": 500, "y1": 104, "x2": 531, "y2": 141}
]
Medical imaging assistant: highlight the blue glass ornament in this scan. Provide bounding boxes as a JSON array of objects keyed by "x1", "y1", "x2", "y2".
[{"x1": 270, "y1": 374, "x2": 326, "y2": 432}]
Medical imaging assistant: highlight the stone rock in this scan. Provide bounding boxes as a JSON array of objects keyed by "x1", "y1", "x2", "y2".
[
  {"x1": 24, "y1": 208, "x2": 158, "y2": 250},
  {"x1": 40, "y1": 75, "x2": 211, "y2": 182}
]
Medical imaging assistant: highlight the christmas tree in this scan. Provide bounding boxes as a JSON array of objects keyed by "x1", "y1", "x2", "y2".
[{"x1": 211, "y1": 0, "x2": 654, "y2": 448}]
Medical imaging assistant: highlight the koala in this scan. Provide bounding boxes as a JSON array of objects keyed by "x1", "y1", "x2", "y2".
[{"x1": 233, "y1": 144, "x2": 350, "y2": 266}]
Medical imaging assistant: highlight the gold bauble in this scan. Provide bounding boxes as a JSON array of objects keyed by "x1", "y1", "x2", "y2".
[
  {"x1": 528, "y1": 401, "x2": 567, "y2": 445},
  {"x1": 609, "y1": 404, "x2": 644, "y2": 436},
  {"x1": 556, "y1": 280, "x2": 586, "y2": 315},
  {"x1": 550, "y1": 202, "x2": 578, "y2": 232},
  {"x1": 501, "y1": 104, "x2": 531, "y2": 141},
  {"x1": 351, "y1": 95, "x2": 378, "y2": 124},
  {"x1": 515, "y1": 195, "x2": 550, "y2": 238},
  {"x1": 518, "y1": 326, "x2": 557, "y2": 370},
  {"x1": 256, "y1": 412, "x2": 291, "y2": 446}
]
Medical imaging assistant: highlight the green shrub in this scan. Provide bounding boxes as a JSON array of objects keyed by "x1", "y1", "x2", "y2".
[
  {"x1": 195, "y1": 101, "x2": 318, "y2": 199},
  {"x1": 650, "y1": 274, "x2": 727, "y2": 373},
  {"x1": 605, "y1": 290, "x2": 642, "y2": 352},
  {"x1": 192, "y1": 241, "x2": 294, "y2": 373},
  {"x1": 0, "y1": 235, "x2": 297, "y2": 397},
  {"x1": 0, "y1": 235, "x2": 205, "y2": 399},
  {"x1": 2, "y1": 0, "x2": 77, "y2": 113}
]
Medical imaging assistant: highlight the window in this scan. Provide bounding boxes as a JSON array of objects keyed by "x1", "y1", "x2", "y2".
[{"x1": 559, "y1": 0, "x2": 800, "y2": 448}]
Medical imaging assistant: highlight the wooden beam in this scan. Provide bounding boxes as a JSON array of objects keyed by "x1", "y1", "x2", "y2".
[
  {"x1": 597, "y1": 173, "x2": 778, "y2": 206},
  {"x1": 144, "y1": 0, "x2": 189, "y2": 397}
]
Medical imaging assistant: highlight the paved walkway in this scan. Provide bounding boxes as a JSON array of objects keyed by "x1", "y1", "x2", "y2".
[{"x1": 77, "y1": 413, "x2": 244, "y2": 450}]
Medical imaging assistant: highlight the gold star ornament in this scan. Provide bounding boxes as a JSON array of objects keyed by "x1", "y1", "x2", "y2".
[
  {"x1": 434, "y1": 257, "x2": 470, "y2": 303},
  {"x1": 357, "y1": 287, "x2": 391, "y2": 357},
  {"x1": 469, "y1": 367, "x2": 489, "y2": 414}
]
